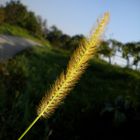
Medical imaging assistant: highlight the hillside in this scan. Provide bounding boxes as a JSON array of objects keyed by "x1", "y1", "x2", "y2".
[
  {"x1": 0, "y1": 1, "x2": 140, "y2": 140},
  {"x1": 0, "y1": 43, "x2": 140, "y2": 139},
  {"x1": 0, "y1": 24, "x2": 51, "y2": 61},
  {"x1": 0, "y1": 24, "x2": 50, "y2": 46}
]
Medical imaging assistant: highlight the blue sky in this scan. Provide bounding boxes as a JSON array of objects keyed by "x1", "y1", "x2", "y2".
[{"x1": 1, "y1": 0, "x2": 140, "y2": 43}]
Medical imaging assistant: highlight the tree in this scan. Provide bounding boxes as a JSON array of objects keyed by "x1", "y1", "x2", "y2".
[
  {"x1": 108, "y1": 39, "x2": 123, "y2": 52},
  {"x1": 66, "y1": 35, "x2": 85, "y2": 50},
  {"x1": 98, "y1": 41, "x2": 113, "y2": 64},
  {"x1": 25, "y1": 11, "x2": 43, "y2": 37},
  {"x1": 3, "y1": 0, "x2": 44, "y2": 38},
  {"x1": 122, "y1": 43, "x2": 134, "y2": 68},
  {"x1": 5, "y1": 0, "x2": 28, "y2": 27},
  {"x1": 131, "y1": 42, "x2": 140, "y2": 70},
  {"x1": 0, "y1": 7, "x2": 5, "y2": 24},
  {"x1": 36, "y1": 15, "x2": 47, "y2": 37},
  {"x1": 59, "y1": 34, "x2": 71, "y2": 49},
  {"x1": 46, "y1": 26, "x2": 63, "y2": 47}
]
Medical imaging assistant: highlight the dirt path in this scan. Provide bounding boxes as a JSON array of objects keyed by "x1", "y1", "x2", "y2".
[{"x1": 0, "y1": 35, "x2": 41, "y2": 61}]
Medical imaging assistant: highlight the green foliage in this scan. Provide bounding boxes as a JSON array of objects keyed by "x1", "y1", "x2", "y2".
[
  {"x1": 129, "y1": 42, "x2": 140, "y2": 69},
  {"x1": 47, "y1": 26, "x2": 85, "y2": 50},
  {"x1": 0, "y1": 45, "x2": 140, "y2": 139},
  {"x1": 122, "y1": 43, "x2": 134, "y2": 67},
  {"x1": 98, "y1": 41, "x2": 113, "y2": 63},
  {"x1": 0, "y1": 7, "x2": 5, "y2": 24},
  {"x1": 25, "y1": 11, "x2": 43, "y2": 37},
  {"x1": 0, "y1": 24, "x2": 50, "y2": 47},
  {"x1": 46, "y1": 25, "x2": 63, "y2": 47},
  {"x1": 4, "y1": 0, "x2": 28, "y2": 26},
  {"x1": 0, "y1": 24, "x2": 32, "y2": 37},
  {"x1": 66, "y1": 35, "x2": 85, "y2": 50},
  {"x1": 0, "y1": 0, "x2": 45, "y2": 38}
]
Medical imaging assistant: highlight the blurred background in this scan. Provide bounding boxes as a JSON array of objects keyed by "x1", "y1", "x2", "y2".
[{"x1": 0, "y1": 0, "x2": 140, "y2": 140}]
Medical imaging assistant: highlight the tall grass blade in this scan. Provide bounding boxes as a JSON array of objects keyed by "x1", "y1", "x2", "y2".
[{"x1": 18, "y1": 12, "x2": 110, "y2": 140}]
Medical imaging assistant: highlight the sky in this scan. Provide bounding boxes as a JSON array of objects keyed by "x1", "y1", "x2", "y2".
[{"x1": 1, "y1": 0, "x2": 140, "y2": 43}]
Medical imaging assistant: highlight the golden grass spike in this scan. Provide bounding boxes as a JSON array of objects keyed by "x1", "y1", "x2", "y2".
[
  {"x1": 18, "y1": 12, "x2": 110, "y2": 140},
  {"x1": 37, "y1": 12, "x2": 109, "y2": 118}
]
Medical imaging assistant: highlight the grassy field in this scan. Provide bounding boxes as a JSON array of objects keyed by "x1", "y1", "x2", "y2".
[
  {"x1": 0, "y1": 24, "x2": 50, "y2": 47},
  {"x1": 0, "y1": 43, "x2": 140, "y2": 139}
]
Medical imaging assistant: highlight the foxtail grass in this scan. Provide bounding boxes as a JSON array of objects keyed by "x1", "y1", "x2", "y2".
[{"x1": 18, "y1": 12, "x2": 110, "y2": 140}]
